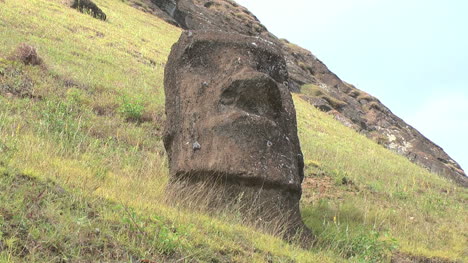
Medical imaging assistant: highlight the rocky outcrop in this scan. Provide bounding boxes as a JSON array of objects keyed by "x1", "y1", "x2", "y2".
[
  {"x1": 141, "y1": 0, "x2": 467, "y2": 186},
  {"x1": 163, "y1": 31, "x2": 311, "y2": 238},
  {"x1": 285, "y1": 43, "x2": 468, "y2": 187},
  {"x1": 69, "y1": 0, "x2": 107, "y2": 21}
]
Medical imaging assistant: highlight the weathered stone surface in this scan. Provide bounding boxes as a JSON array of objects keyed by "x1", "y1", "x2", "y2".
[
  {"x1": 163, "y1": 31, "x2": 311, "y2": 237},
  {"x1": 140, "y1": 0, "x2": 467, "y2": 186}
]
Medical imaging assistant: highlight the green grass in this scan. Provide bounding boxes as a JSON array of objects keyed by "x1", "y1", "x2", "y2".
[
  {"x1": 0, "y1": 0, "x2": 466, "y2": 262},
  {"x1": 295, "y1": 95, "x2": 467, "y2": 261},
  {"x1": 0, "y1": 168, "x2": 190, "y2": 262}
]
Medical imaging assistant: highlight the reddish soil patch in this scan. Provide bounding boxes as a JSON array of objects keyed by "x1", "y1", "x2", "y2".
[{"x1": 302, "y1": 176, "x2": 341, "y2": 203}]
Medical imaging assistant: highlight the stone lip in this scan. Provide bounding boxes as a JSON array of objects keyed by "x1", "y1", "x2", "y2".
[
  {"x1": 139, "y1": 0, "x2": 466, "y2": 186},
  {"x1": 163, "y1": 30, "x2": 311, "y2": 239}
]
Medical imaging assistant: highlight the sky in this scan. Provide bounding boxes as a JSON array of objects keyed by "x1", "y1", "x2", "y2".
[{"x1": 237, "y1": 0, "x2": 468, "y2": 172}]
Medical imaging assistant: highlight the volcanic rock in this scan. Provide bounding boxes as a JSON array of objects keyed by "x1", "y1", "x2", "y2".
[
  {"x1": 70, "y1": 0, "x2": 107, "y2": 21},
  {"x1": 163, "y1": 31, "x2": 312, "y2": 238}
]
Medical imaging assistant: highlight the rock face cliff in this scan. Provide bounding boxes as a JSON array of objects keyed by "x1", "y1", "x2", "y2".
[{"x1": 132, "y1": 0, "x2": 467, "y2": 186}]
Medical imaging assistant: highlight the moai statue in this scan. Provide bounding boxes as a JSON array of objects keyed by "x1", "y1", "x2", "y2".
[{"x1": 164, "y1": 31, "x2": 311, "y2": 240}]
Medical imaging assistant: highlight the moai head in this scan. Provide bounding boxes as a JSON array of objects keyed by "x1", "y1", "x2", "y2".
[{"x1": 163, "y1": 31, "x2": 309, "y2": 238}]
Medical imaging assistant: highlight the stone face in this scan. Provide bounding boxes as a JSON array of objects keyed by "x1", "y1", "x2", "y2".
[{"x1": 163, "y1": 31, "x2": 310, "y2": 236}]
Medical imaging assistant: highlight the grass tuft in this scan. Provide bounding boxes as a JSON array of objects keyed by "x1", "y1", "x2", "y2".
[{"x1": 8, "y1": 43, "x2": 43, "y2": 66}]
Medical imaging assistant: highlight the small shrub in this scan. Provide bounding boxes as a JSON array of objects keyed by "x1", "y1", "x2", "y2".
[
  {"x1": 321, "y1": 95, "x2": 347, "y2": 109},
  {"x1": 373, "y1": 133, "x2": 390, "y2": 146},
  {"x1": 357, "y1": 92, "x2": 375, "y2": 102},
  {"x1": 9, "y1": 43, "x2": 43, "y2": 66},
  {"x1": 348, "y1": 89, "x2": 361, "y2": 98},
  {"x1": 118, "y1": 96, "x2": 145, "y2": 122},
  {"x1": 301, "y1": 84, "x2": 347, "y2": 109},
  {"x1": 304, "y1": 160, "x2": 326, "y2": 178},
  {"x1": 366, "y1": 101, "x2": 382, "y2": 111},
  {"x1": 301, "y1": 84, "x2": 323, "y2": 97}
]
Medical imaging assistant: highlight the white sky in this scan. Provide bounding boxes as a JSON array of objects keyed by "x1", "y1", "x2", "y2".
[{"x1": 237, "y1": 0, "x2": 468, "y2": 172}]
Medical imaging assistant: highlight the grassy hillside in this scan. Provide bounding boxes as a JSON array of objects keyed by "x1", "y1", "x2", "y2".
[
  {"x1": 295, "y1": 96, "x2": 467, "y2": 261},
  {"x1": 0, "y1": 0, "x2": 466, "y2": 262}
]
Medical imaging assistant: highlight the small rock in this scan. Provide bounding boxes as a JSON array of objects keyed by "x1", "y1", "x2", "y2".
[
  {"x1": 192, "y1": 141, "x2": 201, "y2": 151},
  {"x1": 267, "y1": 141, "x2": 273, "y2": 147}
]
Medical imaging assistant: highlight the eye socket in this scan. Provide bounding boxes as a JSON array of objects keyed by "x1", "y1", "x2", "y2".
[{"x1": 219, "y1": 74, "x2": 283, "y2": 119}]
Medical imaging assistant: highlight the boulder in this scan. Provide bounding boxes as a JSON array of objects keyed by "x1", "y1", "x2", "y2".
[
  {"x1": 163, "y1": 31, "x2": 312, "y2": 239},
  {"x1": 70, "y1": 0, "x2": 107, "y2": 21}
]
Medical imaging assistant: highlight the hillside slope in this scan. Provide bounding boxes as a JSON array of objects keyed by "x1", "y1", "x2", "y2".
[
  {"x1": 0, "y1": 0, "x2": 467, "y2": 262},
  {"x1": 130, "y1": 0, "x2": 467, "y2": 186}
]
